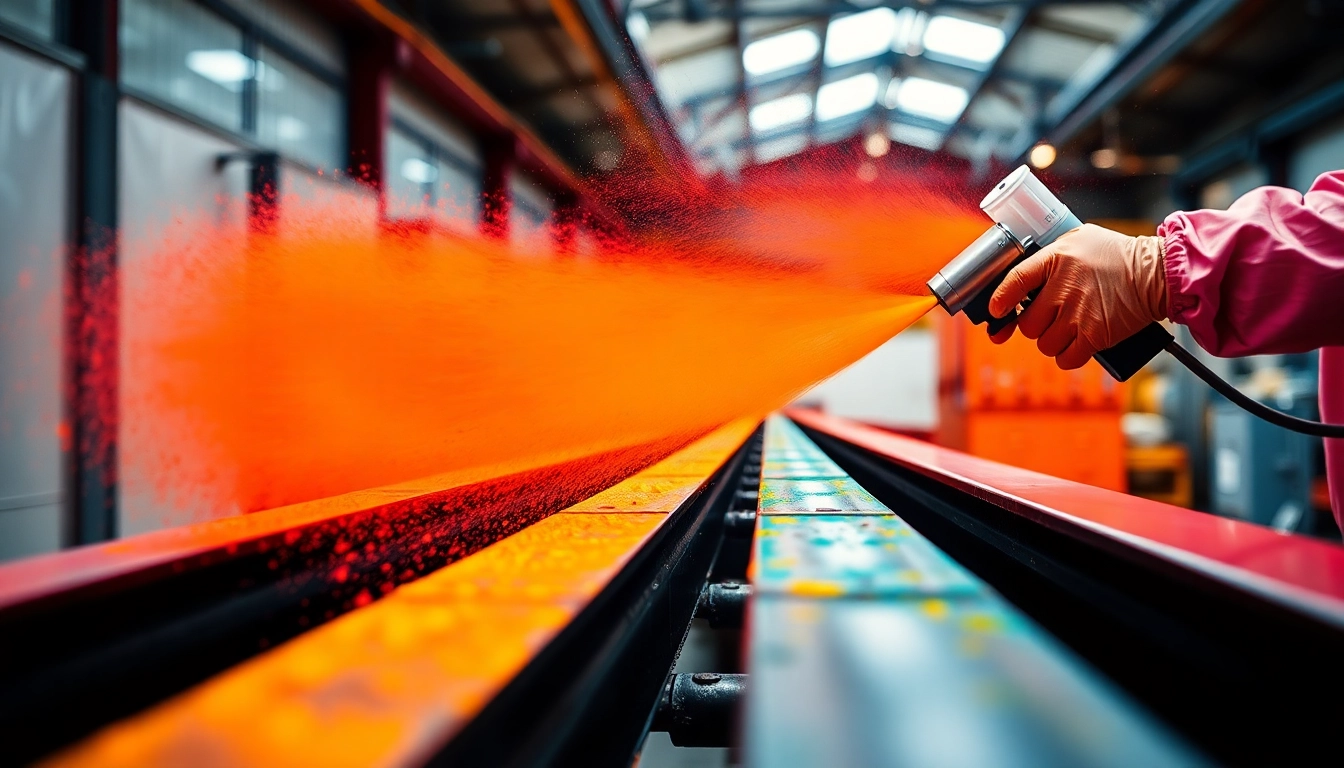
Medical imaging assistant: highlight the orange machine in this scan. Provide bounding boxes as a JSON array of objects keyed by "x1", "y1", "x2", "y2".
[{"x1": 935, "y1": 313, "x2": 1126, "y2": 492}]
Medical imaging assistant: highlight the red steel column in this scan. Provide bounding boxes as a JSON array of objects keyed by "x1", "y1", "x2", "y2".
[
  {"x1": 481, "y1": 137, "x2": 514, "y2": 240},
  {"x1": 348, "y1": 33, "x2": 402, "y2": 215}
]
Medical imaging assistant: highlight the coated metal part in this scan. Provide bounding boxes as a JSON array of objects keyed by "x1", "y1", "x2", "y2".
[
  {"x1": 651, "y1": 672, "x2": 746, "y2": 748},
  {"x1": 926, "y1": 223, "x2": 1022, "y2": 314},
  {"x1": 697, "y1": 582, "x2": 752, "y2": 629}
]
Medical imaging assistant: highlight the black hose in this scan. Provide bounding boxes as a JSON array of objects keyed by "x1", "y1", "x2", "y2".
[{"x1": 1165, "y1": 341, "x2": 1344, "y2": 438}]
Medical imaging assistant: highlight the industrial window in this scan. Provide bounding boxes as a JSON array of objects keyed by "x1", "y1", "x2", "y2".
[
  {"x1": 119, "y1": 0, "x2": 345, "y2": 170},
  {"x1": 0, "y1": 0, "x2": 55, "y2": 40},
  {"x1": 386, "y1": 119, "x2": 482, "y2": 233},
  {"x1": 254, "y1": 45, "x2": 342, "y2": 170},
  {"x1": 120, "y1": 0, "x2": 245, "y2": 132}
]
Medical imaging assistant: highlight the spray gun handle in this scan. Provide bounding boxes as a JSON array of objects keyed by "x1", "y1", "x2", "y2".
[{"x1": 959, "y1": 253, "x2": 1172, "y2": 382}]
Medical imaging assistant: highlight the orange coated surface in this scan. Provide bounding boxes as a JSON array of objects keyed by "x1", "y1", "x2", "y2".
[
  {"x1": 966, "y1": 411, "x2": 1125, "y2": 492},
  {"x1": 935, "y1": 312, "x2": 1127, "y2": 490},
  {"x1": 42, "y1": 421, "x2": 756, "y2": 768},
  {"x1": 791, "y1": 409, "x2": 1344, "y2": 623}
]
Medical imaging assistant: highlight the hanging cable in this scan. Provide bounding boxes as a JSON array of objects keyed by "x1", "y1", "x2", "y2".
[{"x1": 1165, "y1": 342, "x2": 1344, "y2": 438}]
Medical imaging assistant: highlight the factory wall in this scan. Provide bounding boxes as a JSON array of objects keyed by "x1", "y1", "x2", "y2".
[
  {"x1": 796, "y1": 328, "x2": 938, "y2": 433},
  {"x1": 0, "y1": 41, "x2": 69, "y2": 560},
  {"x1": 0, "y1": 0, "x2": 584, "y2": 560}
]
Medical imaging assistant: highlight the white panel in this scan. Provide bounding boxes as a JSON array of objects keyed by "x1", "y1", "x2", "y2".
[
  {"x1": 794, "y1": 331, "x2": 938, "y2": 430},
  {"x1": 279, "y1": 161, "x2": 379, "y2": 236},
  {"x1": 0, "y1": 41, "x2": 69, "y2": 561},
  {"x1": 389, "y1": 79, "x2": 482, "y2": 168},
  {"x1": 117, "y1": 99, "x2": 250, "y2": 536}
]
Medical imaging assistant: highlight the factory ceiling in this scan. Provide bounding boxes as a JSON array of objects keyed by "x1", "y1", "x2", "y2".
[
  {"x1": 625, "y1": 0, "x2": 1181, "y2": 177},
  {"x1": 385, "y1": 0, "x2": 1344, "y2": 185},
  {"x1": 393, "y1": 0, "x2": 649, "y2": 177}
]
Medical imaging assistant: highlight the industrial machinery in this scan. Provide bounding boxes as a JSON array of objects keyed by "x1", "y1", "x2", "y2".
[{"x1": 2, "y1": 412, "x2": 1343, "y2": 767}]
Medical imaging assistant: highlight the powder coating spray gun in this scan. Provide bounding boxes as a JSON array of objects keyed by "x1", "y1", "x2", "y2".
[{"x1": 928, "y1": 166, "x2": 1344, "y2": 439}]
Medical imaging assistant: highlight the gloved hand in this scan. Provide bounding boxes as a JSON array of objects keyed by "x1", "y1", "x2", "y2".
[{"x1": 988, "y1": 224, "x2": 1168, "y2": 370}]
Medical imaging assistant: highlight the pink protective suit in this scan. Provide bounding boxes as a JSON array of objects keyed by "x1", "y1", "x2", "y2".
[{"x1": 1158, "y1": 170, "x2": 1344, "y2": 531}]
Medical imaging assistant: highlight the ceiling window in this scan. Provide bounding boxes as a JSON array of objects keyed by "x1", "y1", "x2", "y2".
[
  {"x1": 749, "y1": 93, "x2": 813, "y2": 133},
  {"x1": 892, "y1": 77, "x2": 969, "y2": 123},
  {"x1": 922, "y1": 15, "x2": 1006, "y2": 66},
  {"x1": 743, "y1": 28, "x2": 820, "y2": 77},
  {"x1": 823, "y1": 8, "x2": 898, "y2": 67},
  {"x1": 890, "y1": 123, "x2": 944, "y2": 151},
  {"x1": 816, "y1": 73, "x2": 880, "y2": 122}
]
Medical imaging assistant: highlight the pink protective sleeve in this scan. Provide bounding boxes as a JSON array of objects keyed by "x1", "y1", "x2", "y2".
[{"x1": 1158, "y1": 170, "x2": 1344, "y2": 357}]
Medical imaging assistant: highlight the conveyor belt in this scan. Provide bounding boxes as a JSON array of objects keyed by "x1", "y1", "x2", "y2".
[
  {"x1": 8, "y1": 408, "x2": 1344, "y2": 766},
  {"x1": 744, "y1": 415, "x2": 1201, "y2": 767},
  {"x1": 790, "y1": 409, "x2": 1344, "y2": 765},
  {"x1": 39, "y1": 420, "x2": 758, "y2": 767}
]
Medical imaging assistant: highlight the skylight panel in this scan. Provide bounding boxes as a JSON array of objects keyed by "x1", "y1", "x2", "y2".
[
  {"x1": 816, "y1": 72, "x2": 880, "y2": 121},
  {"x1": 743, "y1": 29, "x2": 820, "y2": 76},
  {"x1": 749, "y1": 93, "x2": 813, "y2": 132},
  {"x1": 889, "y1": 123, "x2": 944, "y2": 151},
  {"x1": 823, "y1": 8, "x2": 898, "y2": 67},
  {"x1": 893, "y1": 77, "x2": 969, "y2": 122},
  {"x1": 922, "y1": 15, "x2": 1006, "y2": 65}
]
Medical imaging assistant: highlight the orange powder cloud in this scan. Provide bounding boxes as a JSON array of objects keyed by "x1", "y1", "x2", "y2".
[{"x1": 116, "y1": 176, "x2": 983, "y2": 529}]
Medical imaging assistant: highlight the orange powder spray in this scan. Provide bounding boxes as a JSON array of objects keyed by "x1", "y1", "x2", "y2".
[{"x1": 114, "y1": 173, "x2": 982, "y2": 529}]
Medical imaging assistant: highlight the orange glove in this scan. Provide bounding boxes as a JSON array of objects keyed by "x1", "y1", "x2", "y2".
[{"x1": 988, "y1": 224, "x2": 1168, "y2": 370}]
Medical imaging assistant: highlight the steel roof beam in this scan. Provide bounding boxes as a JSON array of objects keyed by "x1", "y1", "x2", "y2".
[
  {"x1": 937, "y1": 5, "x2": 1029, "y2": 153},
  {"x1": 1024, "y1": 0, "x2": 1243, "y2": 160}
]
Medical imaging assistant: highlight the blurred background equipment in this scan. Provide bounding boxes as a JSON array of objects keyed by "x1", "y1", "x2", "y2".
[{"x1": 3, "y1": 0, "x2": 1344, "y2": 766}]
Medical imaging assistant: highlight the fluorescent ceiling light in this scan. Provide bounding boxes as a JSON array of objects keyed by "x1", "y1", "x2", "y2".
[
  {"x1": 400, "y1": 158, "x2": 438, "y2": 184},
  {"x1": 894, "y1": 77, "x2": 969, "y2": 122},
  {"x1": 186, "y1": 50, "x2": 254, "y2": 88},
  {"x1": 749, "y1": 93, "x2": 813, "y2": 132},
  {"x1": 816, "y1": 72, "x2": 880, "y2": 121},
  {"x1": 823, "y1": 8, "x2": 897, "y2": 66},
  {"x1": 922, "y1": 15, "x2": 1005, "y2": 65},
  {"x1": 889, "y1": 123, "x2": 944, "y2": 151},
  {"x1": 743, "y1": 29, "x2": 820, "y2": 76}
]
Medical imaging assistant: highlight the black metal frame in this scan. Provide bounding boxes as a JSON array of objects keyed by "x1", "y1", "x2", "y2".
[
  {"x1": 429, "y1": 428, "x2": 762, "y2": 767},
  {"x1": 0, "y1": 440, "x2": 679, "y2": 766},
  {"x1": 805, "y1": 423, "x2": 1344, "y2": 766}
]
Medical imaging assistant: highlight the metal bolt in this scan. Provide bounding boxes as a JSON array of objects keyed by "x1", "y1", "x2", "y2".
[{"x1": 692, "y1": 673, "x2": 722, "y2": 685}]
